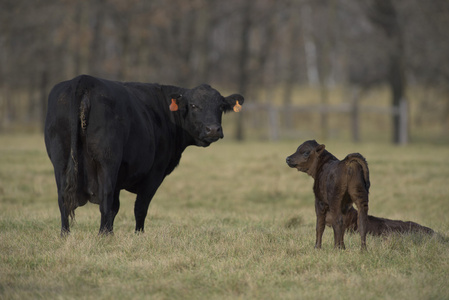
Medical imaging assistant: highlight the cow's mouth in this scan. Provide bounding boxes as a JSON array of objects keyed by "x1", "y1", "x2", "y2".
[
  {"x1": 196, "y1": 136, "x2": 221, "y2": 147},
  {"x1": 204, "y1": 135, "x2": 221, "y2": 144}
]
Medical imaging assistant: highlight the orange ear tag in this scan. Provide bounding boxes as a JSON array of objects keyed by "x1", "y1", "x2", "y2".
[
  {"x1": 233, "y1": 100, "x2": 242, "y2": 112},
  {"x1": 169, "y1": 99, "x2": 178, "y2": 111}
]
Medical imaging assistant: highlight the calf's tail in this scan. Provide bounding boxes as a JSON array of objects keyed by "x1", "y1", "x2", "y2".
[{"x1": 344, "y1": 153, "x2": 370, "y2": 191}]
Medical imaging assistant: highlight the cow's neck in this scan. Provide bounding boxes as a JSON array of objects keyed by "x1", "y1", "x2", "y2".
[
  {"x1": 159, "y1": 85, "x2": 196, "y2": 175},
  {"x1": 158, "y1": 85, "x2": 192, "y2": 145}
]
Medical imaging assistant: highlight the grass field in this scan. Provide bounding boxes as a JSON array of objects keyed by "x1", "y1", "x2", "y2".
[{"x1": 1, "y1": 134, "x2": 448, "y2": 299}]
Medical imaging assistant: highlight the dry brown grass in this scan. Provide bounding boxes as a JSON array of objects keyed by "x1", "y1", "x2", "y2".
[{"x1": 1, "y1": 134, "x2": 448, "y2": 299}]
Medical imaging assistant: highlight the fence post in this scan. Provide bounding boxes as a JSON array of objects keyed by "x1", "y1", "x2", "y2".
[
  {"x1": 268, "y1": 105, "x2": 279, "y2": 141},
  {"x1": 398, "y1": 97, "x2": 408, "y2": 145},
  {"x1": 351, "y1": 88, "x2": 360, "y2": 143}
]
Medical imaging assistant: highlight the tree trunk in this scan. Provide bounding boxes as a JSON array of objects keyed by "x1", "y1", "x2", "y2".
[
  {"x1": 283, "y1": 13, "x2": 301, "y2": 129},
  {"x1": 40, "y1": 70, "x2": 48, "y2": 132},
  {"x1": 88, "y1": 0, "x2": 105, "y2": 77},
  {"x1": 235, "y1": 1, "x2": 251, "y2": 141},
  {"x1": 367, "y1": 0, "x2": 407, "y2": 144}
]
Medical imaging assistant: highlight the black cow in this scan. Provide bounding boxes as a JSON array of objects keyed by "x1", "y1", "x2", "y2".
[{"x1": 44, "y1": 75, "x2": 244, "y2": 235}]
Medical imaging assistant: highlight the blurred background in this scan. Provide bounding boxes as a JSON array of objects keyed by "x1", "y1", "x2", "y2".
[{"x1": 1, "y1": 0, "x2": 448, "y2": 144}]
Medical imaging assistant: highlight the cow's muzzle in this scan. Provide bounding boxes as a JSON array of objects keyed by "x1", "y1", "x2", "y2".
[{"x1": 204, "y1": 124, "x2": 223, "y2": 140}]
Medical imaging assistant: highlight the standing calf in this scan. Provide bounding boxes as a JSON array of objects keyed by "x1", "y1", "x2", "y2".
[{"x1": 286, "y1": 140, "x2": 369, "y2": 250}]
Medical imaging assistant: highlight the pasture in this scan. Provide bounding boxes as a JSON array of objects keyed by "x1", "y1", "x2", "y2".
[{"x1": 1, "y1": 134, "x2": 448, "y2": 299}]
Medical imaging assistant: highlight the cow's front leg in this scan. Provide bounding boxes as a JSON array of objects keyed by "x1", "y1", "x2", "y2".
[{"x1": 134, "y1": 174, "x2": 165, "y2": 233}]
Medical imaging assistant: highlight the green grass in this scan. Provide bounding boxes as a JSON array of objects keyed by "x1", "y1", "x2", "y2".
[{"x1": 1, "y1": 134, "x2": 448, "y2": 299}]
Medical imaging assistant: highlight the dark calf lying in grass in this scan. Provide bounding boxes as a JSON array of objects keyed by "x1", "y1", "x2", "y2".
[
  {"x1": 344, "y1": 206, "x2": 434, "y2": 236},
  {"x1": 286, "y1": 140, "x2": 370, "y2": 250}
]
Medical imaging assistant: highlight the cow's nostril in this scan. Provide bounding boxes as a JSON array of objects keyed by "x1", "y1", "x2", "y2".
[{"x1": 206, "y1": 125, "x2": 221, "y2": 135}]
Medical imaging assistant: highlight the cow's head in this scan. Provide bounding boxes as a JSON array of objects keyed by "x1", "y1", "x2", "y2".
[
  {"x1": 170, "y1": 84, "x2": 244, "y2": 147},
  {"x1": 286, "y1": 140, "x2": 325, "y2": 178}
]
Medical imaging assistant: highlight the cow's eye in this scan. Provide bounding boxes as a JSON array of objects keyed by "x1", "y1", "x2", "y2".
[
  {"x1": 190, "y1": 104, "x2": 199, "y2": 110},
  {"x1": 303, "y1": 151, "x2": 310, "y2": 157}
]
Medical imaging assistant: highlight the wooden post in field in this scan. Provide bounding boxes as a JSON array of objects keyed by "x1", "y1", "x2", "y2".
[
  {"x1": 40, "y1": 71, "x2": 48, "y2": 132},
  {"x1": 269, "y1": 105, "x2": 279, "y2": 141},
  {"x1": 398, "y1": 97, "x2": 408, "y2": 145},
  {"x1": 351, "y1": 88, "x2": 360, "y2": 143}
]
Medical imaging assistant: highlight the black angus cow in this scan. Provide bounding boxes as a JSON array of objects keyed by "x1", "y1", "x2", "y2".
[{"x1": 45, "y1": 75, "x2": 244, "y2": 235}]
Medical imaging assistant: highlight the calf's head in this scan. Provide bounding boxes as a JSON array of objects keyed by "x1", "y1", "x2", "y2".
[
  {"x1": 286, "y1": 140, "x2": 325, "y2": 178},
  {"x1": 171, "y1": 84, "x2": 244, "y2": 147}
]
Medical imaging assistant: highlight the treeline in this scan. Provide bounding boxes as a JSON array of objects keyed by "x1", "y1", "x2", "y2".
[{"x1": 1, "y1": 0, "x2": 448, "y2": 140}]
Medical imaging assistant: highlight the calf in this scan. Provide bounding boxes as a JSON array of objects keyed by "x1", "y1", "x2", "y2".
[
  {"x1": 344, "y1": 206, "x2": 434, "y2": 236},
  {"x1": 286, "y1": 140, "x2": 369, "y2": 250}
]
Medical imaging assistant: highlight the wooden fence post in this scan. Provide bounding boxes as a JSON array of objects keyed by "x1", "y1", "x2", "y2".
[
  {"x1": 398, "y1": 97, "x2": 408, "y2": 145},
  {"x1": 351, "y1": 88, "x2": 360, "y2": 143},
  {"x1": 269, "y1": 104, "x2": 279, "y2": 141}
]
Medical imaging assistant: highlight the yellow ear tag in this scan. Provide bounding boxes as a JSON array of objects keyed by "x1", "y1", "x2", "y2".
[
  {"x1": 233, "y1": 100, "x2": 242, "y2": 112},
  {"x1": 170, "y1": 99, "x2": 178, "y2": 111}
]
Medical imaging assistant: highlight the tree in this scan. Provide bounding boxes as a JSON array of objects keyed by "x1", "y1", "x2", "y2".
[{"x1": 366, "y1": 0, "x2": 406, "y2": 144}]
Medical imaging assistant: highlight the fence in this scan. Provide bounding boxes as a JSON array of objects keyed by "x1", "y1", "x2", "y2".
[{"x1": 243, "y1": 98, "x2": 408, "y2": 144}]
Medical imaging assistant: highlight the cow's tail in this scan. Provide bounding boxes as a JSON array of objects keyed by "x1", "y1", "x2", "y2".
[
  {"x1": 344, "y1": 153, "x2": 370, "y2": 191},
  {"x1": 64, "y1": 76, "x2": 90, "y2": 220}
]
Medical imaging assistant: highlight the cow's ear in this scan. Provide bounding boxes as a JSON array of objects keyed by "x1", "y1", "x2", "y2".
[
  {"x1": 169, "y1": 93, "x2": 183, "y2": 112},
  {"x1": 315, "y1": 144, "x2": 325, "y2": 155},
  {"x1": 224, "y1": 94, "x2": 244, "y2": 112}
]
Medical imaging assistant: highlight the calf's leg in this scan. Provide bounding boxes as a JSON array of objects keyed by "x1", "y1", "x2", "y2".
[
  {"x1": 356, "y1": 200, "x2": 368, "y2": 250},
  {"x1": 314, "y1": 200, "x2": 327, "y2": 249},
  {"x1": 349, "y1": 188, "x2": 369, "y2": 250},
  {"x1": 332, "y1": 214, "x2": 346, "y2": 249}
]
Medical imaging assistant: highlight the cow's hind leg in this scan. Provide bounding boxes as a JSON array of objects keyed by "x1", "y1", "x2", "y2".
[
  {"x1": 99, "y1": 189, "x2": 120, "y2": 234},
  {"x1": 55, "y1": 171, "x2": 70, "y2": 236},
  {"x1": 58, "y1": 192, "x2": 70, "y2": 236},
  {"x1": 97, "y1": 166, "x2": 120, "y2": 235}
]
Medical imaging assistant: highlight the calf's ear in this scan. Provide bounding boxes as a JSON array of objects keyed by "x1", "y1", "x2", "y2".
[
  {"x1": 224, "y1": 94, "x2": 244, "y2": 112},
  {"x1": 315, "y1": 144, "x2": 325, "y2": 155}
]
